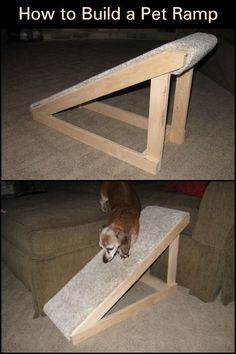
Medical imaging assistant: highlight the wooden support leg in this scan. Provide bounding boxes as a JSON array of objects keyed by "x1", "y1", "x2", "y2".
[
  {"x1": 145, "y1": 74, "x2": 171, "y2": 171},
  {"x1": 167, "y1": 235, "x2": 180, "y2": 287},
  {"x1": 169, "y1": 68, "x2": 193, "y2": 144}
]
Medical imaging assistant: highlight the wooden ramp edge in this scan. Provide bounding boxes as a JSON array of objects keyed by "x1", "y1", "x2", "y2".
[
  {"x1": 31, "y1": 50, "x2": 185, "y2": 115},
  {"x1": 44, "y1": 206, "x2": 190, "y2": 345}
]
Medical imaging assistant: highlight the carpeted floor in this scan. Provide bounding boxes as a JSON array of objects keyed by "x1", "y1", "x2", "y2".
[
  {"x1": 1, "y1": 39, "x2": 234, "y2": 180},
  {"x1": 1, "y1": 261, "x2": 234, "y2": 352}
]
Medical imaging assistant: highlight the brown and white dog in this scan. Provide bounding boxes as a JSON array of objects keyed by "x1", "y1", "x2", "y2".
[{"x1": 99, "y1": 181, "x2": 141, "y2": 263}]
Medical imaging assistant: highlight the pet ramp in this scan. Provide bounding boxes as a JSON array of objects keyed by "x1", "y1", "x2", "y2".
[
  {"x1": 31, "y1": 32, "x2": 217, "y2": 174},
  {"x1": 44, "y1": 206, "x2": 190, "y2": 345}
]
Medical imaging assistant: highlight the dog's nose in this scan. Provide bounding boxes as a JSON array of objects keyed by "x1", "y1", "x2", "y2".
[{"x1": 103, "y1": 254, "x2": 109, "y2": 263}]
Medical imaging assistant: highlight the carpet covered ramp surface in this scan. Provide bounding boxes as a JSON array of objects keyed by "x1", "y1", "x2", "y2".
[{"x1": 44, "y1": 206, "x2": 189, "y2": 342}]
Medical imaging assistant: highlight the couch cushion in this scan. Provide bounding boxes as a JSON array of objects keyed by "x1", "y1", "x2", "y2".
[
  {"x1": 2, "y1": 191, "x2": 106, "y2": 258},
  {"x1": 164, "y1": 181, "x2": 209, "y2": 198}
]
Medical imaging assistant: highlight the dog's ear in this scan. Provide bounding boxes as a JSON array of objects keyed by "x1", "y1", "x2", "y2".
[
  {"x1": 98, "y1": 224, "x2": 107, "y2": 233},
  {"x1": 116, "y1": 231, "x2": 127, "y2": 242}
]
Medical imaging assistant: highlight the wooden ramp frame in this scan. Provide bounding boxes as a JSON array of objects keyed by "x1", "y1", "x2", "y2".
[
  {"x1": 31, "y1": 33, "x2": 217, "y2": 174},
  {"x1": 43, "y1": 206, "x2": 190, "y2": 345}
]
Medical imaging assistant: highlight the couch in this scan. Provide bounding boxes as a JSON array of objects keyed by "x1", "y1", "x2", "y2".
[
  {"x1": 1, "y1": 181, "x2": 234, "y2": 317},
  {"x1": 146, "y1": 182, "x2": 234, "y2": 304},
  {"x1": 1, "y1": 183, "x2": 105, "y2": 317}
]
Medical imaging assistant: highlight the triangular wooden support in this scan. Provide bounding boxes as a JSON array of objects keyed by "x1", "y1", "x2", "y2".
[
  {"x1": 44, "y1": 206, "x2": 190, "y2": 345},
  {"x1": 31, "y1": 33, "x2": 217, "y2": 174}
]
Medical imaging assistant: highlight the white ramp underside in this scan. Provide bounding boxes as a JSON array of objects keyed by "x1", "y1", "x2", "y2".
[{"x1": 44, "y1": 206, "x2": 189, "y2": 341}]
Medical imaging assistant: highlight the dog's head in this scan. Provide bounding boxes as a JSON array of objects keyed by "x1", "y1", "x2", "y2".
[{"x1": 99, "y1": 224, "x2": 126, "y2": 263}]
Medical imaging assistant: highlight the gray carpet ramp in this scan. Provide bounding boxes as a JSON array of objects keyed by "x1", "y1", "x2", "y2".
[
  {"x1": 31, "y1": 32, "x2": 217, "y2": 109},
  {"x1": 44, "y1": 206, "x2": 189, "y2": 341}
]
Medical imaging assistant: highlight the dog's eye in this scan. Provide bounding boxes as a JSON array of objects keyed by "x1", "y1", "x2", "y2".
[{"x1": 106, "y1": 247, "x2": 114, "y2": 252}]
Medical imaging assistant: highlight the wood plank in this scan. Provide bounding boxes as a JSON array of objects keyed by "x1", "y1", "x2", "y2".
[
  {"x1": 71, "y1": 284, "x2": 177, "y2": 345},
  {"x1": 169, "y1": 68, "x2": 193, "y2": 144},
  {"x1": 139, "y1": 273, "x2": 167, "y2": 291},
  {"x1": 31, "y1": 51, "x2": 185, "y2": 115},
  {"x1": 167, "y1": 235, "x2": 180, "y2": 287},
  {"x1": 83, "y1": 102, "x2": 148, "y2": 130},
  {"x1": 164, "y1": 124, "x2": 172, "y2": 143},
  {"x1": 145, "y1": 74, "x2": 171, "y2": 170},
  {"x1": 32, "y1": 111, "x2": 159, "y2": 174}
]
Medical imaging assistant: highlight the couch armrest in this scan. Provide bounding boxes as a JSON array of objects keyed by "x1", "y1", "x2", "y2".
[
  {"x1": 192, "y1": 182, "x2": 234, "y2": 251},
  {"x1": 221, "y1": 225, "x2": 235, "y2": 305}
]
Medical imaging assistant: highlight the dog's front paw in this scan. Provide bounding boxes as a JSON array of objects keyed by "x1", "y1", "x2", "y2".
[{"x1": 120, "y1": 253, "x2": 129, "y2": 259}]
